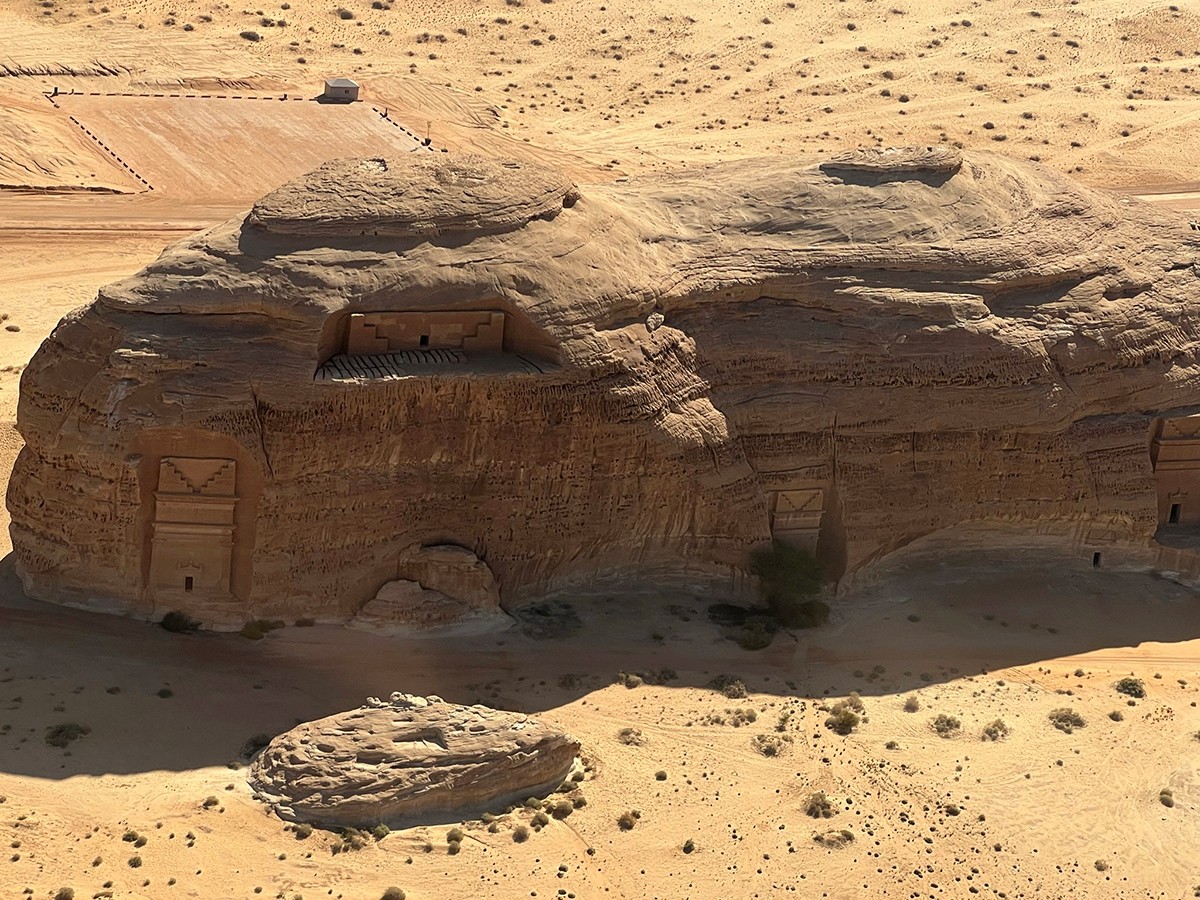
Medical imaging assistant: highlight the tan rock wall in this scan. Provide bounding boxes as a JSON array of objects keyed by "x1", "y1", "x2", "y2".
[{"x1": 9, "y1": 151, "x2": 1200, "y2": 625}]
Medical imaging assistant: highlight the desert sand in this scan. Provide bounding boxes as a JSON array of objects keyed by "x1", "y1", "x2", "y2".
[{"x1": 4, "y1": 0, "x2": 1200, "y2": 897}]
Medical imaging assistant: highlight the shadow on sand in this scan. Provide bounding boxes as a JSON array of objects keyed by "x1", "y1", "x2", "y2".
[{"x1": 3, "y1": 551, "x2": 1200, "y2": 779}]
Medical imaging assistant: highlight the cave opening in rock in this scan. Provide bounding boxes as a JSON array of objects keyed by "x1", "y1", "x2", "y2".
[
  {"x1": 184, "y1": 576, "x2": 194, "y2": 592},
  {"x1": 1170, "y1": 503, "x2": 1182, "y2": 525},
  {"x1": 1092, "y1": 552, "x2": 1102, "y2": 568}
]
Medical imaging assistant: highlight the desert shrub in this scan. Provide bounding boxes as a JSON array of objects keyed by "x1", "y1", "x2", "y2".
[
  {"x1": 709, "y1": 674, "x2": 747, "y2": 699},
  {"x1": 512, "y1": 825, "x2": 529, "y2": 842},
  {"x1": 531, "y1": 811, "x2": 550, "y2": 828},
  {"x1": 981, "y1": 719, "x2": 1010, "y2": 741},
  {"x1": 55, "y1": 889, "x2": 74, "y2": 900},
  {"x1": 616, "y1": 671, "x2": 643, "y2": 689},
  {"x1": 446, "y1": 827, "x2": 463, "y2": 843},
  {"x1": 903, "y1": 696, "x2": 921, "y2": 713},
  {"x1": 1115, "y1": 677, "x2": 1145, "y2": 699},
  {"x1": 824, "y1": 704, "x2": 860, "y2": 736},
  {"x1": 240, "y1": 29, "x2": 261, "y2": 39},
  {"x1": 336, "y1": 6, "x2": 354, "y2": 17},
  {"x1": 617, "y1": 727, "x2": 644, "y2": 746},
  {"x1": 812, "y1": 829, "x2": 854, "y2": 847},
  {"x1": 292, "y1": 823, "x2": 313, "y2": 839},
  {"x1": 128, "y1": 856, "x2": 142, "y2": 868},
  {"x1": 331, "y1": 828, "x2": 370, "y2": 853},
  {"x1": 550, "y1": 800, "x2": 574, "y2": 819},
  {"x1": 1160, "y1": 787, "x2": 1175, "y2": 807},
  {"x1": 1109, "y1": 710, "x2": 1124, "y2": 721},
  {"x1": 1094, "y1": 860, "x2": 1108, "y2": 872},
  {"x1": 682, "y1": 838, "x2": 695, "y2": 853},
  {"x1": 804, "y1": 791, "x2": 834, "y2": 818},
  {"x1": 752, "y1": 733, "x2": 792, "y2": 756},
  {"x1": 202, "y1": 795, "x2": 219, "y2": 808},
  {"x1": 748, "y1": 540, "x2": 826, "y2": 628},
  {"x1": 45, "y1": 723, "x2": 90, "y2": 748},
  {"x1": 885, "y1": 740, "x2": 899, "y2": 749},
  {"x1": 381, "y1": 889, "x2": 406, "y2": 900},
  {"x1": 1048, "y1": 708, "x2": 1085, "y2": 733},
  {"x1": 159, "y1": 611, "x2": 200, "y2": 633},
  {"x1": 617, "y1": 810, "x2": 640, "y2": 830},
  {"x1": 931, "y1": 714, "x2": 961, "y2": 738},
  {"x1": 372, "y1": 824, "x2": 389, "y2": 840},
  {"x1": 736, "y1": 616, "x2": 776, "y2": 650},
  {"x1": 240, "y1": 619, "x2": 285, "y2": 640}
]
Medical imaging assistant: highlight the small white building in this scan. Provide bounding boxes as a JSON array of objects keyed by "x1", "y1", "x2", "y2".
[{"x1": 322, "y1": 77, "x2": 359, "y2": 102}]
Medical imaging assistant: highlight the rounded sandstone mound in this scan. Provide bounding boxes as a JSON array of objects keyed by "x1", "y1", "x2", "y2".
[
  {"x1": 820, "y1": 144, "x2": 963, "y2": 177},
  {"x1": 248, "y1": 693, "x2": 581, "y2": 828},
  {"x1": 246, "y1": 154, "x2": 581, "y2": 237}
]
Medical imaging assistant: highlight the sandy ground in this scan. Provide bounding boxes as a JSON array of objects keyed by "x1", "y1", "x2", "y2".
[
  {"x1": 4, "y1": 0, "x2": 1200, "y2": 898},
  {"x1": 4, "y1": 559, "x2": 1200, "y2": 900}
]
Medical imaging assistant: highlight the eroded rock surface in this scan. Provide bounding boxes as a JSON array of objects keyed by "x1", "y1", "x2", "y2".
[
  {"x1": 247, "y1": 693, "x2": 580, "y2": 827},
  {"x1": 11, "y1": 148, "x2": 1200, "y2": 625}
]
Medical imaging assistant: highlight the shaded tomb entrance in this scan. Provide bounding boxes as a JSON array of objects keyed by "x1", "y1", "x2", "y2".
[
  {"x1": 149, "y1": 458, "x2": 237, "y2": 602},
  {"x1": 770, "y1": 489, "x2": 824, "y2": 554},
  {"x1": 1151, "y1": 416, "x2": 1200, "y2": 527}
]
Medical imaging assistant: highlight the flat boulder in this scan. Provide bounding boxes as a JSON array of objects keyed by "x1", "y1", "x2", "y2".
[{"x1": 247, "y1": 693, "x2": 580, "y2": 828}]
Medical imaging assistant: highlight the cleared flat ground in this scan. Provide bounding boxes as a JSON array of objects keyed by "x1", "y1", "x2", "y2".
[{"x1": 55, "y1": 93, "x2": 429, "y2": 202}]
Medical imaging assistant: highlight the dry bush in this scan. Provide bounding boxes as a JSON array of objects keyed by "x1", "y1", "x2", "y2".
[
  {"x1": 804, "y1": 791, "x2": 834, "y2": 818},
  {"x1": 1048, "y1": 708, "x2": 1085, "y2": 733},
  {"x1": 1115, "y1": 677, "x2": 1145, "y2": 699},
  {"x1": 617, "y1": 810, "x2": 641, "y2": 831},
  {"x1": 930, "y1": 714, "x2": 961, "y2": 738},
  {"x1": 903, "y1": 696, "x2": 920, "y2": 713},
  {"x1": 825, "y1": 704, "x2": 860, "y2": 736},
  {"x1": 617, "y1": 727, "x2": 644, "y2": 746},
  {"x1": 709, "y1": 674, "x2": 747, "y2": 699},
  {"x1": 981, "y1": 719, "x2": 1010, "y2": 741}
]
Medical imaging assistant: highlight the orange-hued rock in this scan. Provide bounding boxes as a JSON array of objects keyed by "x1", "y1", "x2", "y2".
[
  {"x1": 247, "y1": 693, "x2": 580, "y2": 828},
  {"x1": 10, "y1": 148, "x2": 1200, "y2": 626}
]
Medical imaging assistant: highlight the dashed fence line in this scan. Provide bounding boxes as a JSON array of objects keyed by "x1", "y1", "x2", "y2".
[
  {"x1": 65, "y1": 113, "x2": 153, "y2": 190},
  {"x1": 370, "y1": 106, "x2": 445, "y2": 153}
]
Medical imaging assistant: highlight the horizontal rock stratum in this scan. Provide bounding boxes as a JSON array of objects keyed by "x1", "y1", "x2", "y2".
[
  {"x1": 10, "y1": 148, "x2": 1200, "y2": 625},
  {"x1": 248, "y1": 693, "x2": 580, "y2": 828}
]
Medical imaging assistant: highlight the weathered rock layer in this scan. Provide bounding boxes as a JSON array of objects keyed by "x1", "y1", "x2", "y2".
[
  {"x1": 247, "y1": 693, "x2": 580, "y2": 827},
  {"x1": 10, "y1": 148, "x2": 1200, "y2": 624}
]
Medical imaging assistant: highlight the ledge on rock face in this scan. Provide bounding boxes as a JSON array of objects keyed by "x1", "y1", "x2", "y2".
[
  {"x1": 820, "y1": 145, "x2": 964, "y2": 178},
  {"x1": 247, "y1": 693, "x2": 581, "y2": 828},
  {"x1": 246, "y1": 154, "x2": 581, "y2": 238}
]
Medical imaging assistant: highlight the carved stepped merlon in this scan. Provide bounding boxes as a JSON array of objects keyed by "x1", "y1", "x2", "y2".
[
  {"x1": 346, "y1": 311, "x2": 506, "y2": 355},
  {"x1": 149, "y1": 457, "x2": 237, "y2": 602}
]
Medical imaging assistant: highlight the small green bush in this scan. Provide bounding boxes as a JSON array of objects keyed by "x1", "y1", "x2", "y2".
[
  {"x1": 1115, "y1": 677, "x2": 1145, "y2": 699},
  {"x1": 45, "y1": 723, "x2": 90, "y2": 748},
  {"x1": 931, "y1": 714, "x2": 961, "y2": 738},
  {"x1": 824, "y1": 705, "x2": 859, "y2": 736},
  {"x1": 159, "y1": 611, "x2": 200, "y2": 633},
  {"x1": 372, "y1": 824, "x2": 389, "y2": 840},
  {"x1": 240, "y1": 619, "x2": 285, "y2": 640},
  {"x1": 748, "y1": 541, "x2": 825, "y2": 628},
  {"x1": 709, "y1": 674, "x2": 747, "y2": 699},
  {"x1": 617, "y1": 810, "x2": 640, "y2": 831},
  {"x1": 512, "y1": 825, "x2": 529, "y2": 843}
]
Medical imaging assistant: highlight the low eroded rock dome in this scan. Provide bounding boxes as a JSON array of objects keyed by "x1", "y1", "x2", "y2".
[{"x1": 248, "y1": 693, "x2": 580, "y2": 827}]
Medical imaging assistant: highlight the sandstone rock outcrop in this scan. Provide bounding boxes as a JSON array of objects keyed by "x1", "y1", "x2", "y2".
[
  {"x1": 11, "y1": 148, "x2": 1200, "y2": 625},
  {"x1": 247, "y1": 693, "x2": 580, "y2": 827}
]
